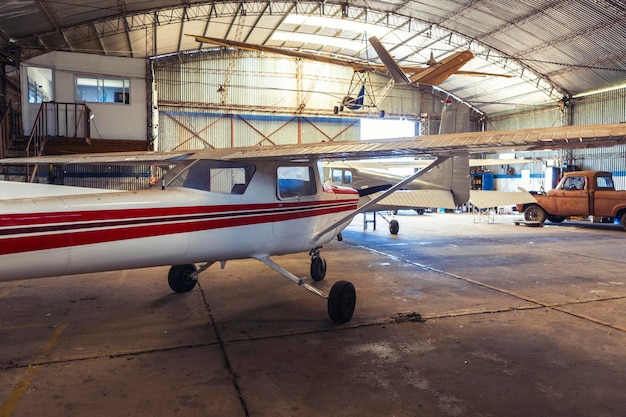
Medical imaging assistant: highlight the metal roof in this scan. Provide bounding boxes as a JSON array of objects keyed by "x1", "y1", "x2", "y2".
[{"x1": 2, "y1": 0, "x2": 625, "y2": 115}]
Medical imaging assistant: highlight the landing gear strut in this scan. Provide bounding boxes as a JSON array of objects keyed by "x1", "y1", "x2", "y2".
[{"x1": 255, "y1": 253, "x2": 356, "y2": 324}]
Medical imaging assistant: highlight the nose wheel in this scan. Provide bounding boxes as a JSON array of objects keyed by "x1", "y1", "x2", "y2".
[
  {"x1": 168, "y1": 264, "x2": 198, "y2": 293},
  {"x1": 309, "y1": 246, "x2": 327, "y2": 281},
  {"x1": 310, "y1": 255, "x2": 327, "y2": 281}
]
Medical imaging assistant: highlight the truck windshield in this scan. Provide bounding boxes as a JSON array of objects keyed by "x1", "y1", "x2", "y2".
[
  {"x1": 561, "y1": 176, "x2": 585, "y2": 190},
  {"x1": 596, "y1": 176, "x2": 614, "y2": 190}
]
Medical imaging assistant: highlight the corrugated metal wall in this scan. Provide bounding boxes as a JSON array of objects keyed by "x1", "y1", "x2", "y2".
[
  {"x1": 486, "y1": 105, "x2": 564, "y2": 131},
  {"x1": 153, "y1": 49, "x2": 420, "y2": 151},
  {"x1": 44, "y1": 164, "x2": 152, "y2": 190},
  {"x1": 572, "y1": 86, "x2": 626, "y2": 125},
  {"x1": 486, "y1": 87, "x2": 626, "y2": 193}
]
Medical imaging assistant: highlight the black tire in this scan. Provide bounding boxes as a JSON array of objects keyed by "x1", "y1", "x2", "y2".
[
  {"x1": 524, "y1": 205, "x2": 547, "y2": 223},
  {"x1": 328, "y1": 281, "x2": 356, "y2": 324},
  {"x1": 620, "y1": 212, "x2": 626, "y2": 231},
  {"x1": 547, "y1": 215, "x2": 566, "y2": 223},
  {"x1": 168, "y1": 264, "x2": 198, "y2": 293},
  {"x1": 310, "y1": 256, "x2": 327, "y2": 282},
  {"x1": 389, "y1": 219, "x2": 400, "y2": 235}
]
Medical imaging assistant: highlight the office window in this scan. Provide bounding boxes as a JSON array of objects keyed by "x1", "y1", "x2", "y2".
[
  {"x1": 27, "y1": 67, "x2": 53, "y2": 103},
  {"x1": 76, "y1": 76, "x2": 130, "y2": 104}
]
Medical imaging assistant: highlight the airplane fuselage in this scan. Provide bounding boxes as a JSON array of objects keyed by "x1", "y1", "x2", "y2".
[{"x1": 0, "y1": 159, "x2": 358, "y2": 281}]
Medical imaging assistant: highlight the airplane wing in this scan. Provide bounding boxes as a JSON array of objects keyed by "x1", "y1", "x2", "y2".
[
  {"x1": 0, "y1": 151, "x2": 193, "y2": 165},
  {"x1": 368, "y1": 36, "x2": 510, "y2": 86},
  {"x1": 2, "y1": 123, "x2": 626, "y2": 166},
  {"x1": 408, "y1": 50, "x2": 474, "y2": 85},
  {"x1": 187, "y1": 34, "x2": 380, "y2": 72},
  {"x1": 360, "y1": 189, "x2": 536, "y2": 211},
  {"x1": 0, "y1": 180, "x2": 120, "y2": 199},
  {"x1": 188, "y1": 35, "x2": 509, "y2": 85},
  {"x1": 327, "y1": 158, "x2": 534, "y2": 170}
]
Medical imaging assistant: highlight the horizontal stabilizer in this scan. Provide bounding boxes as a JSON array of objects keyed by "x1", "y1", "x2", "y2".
[{"x1": 468, "y1": 190, "x2": 536, "y2": 208}]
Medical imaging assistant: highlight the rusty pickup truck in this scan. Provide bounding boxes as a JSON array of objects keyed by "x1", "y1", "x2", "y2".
[{"x1": 517, "y1": 170, "x2": 626, "y2": 230}]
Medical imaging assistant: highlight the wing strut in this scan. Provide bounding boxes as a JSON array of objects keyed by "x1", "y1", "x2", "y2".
[{"x1": 311, "y1": 154, "x2": 463, "y2": 243}]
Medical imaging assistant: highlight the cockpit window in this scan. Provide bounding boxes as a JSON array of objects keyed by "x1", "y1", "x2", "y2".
[
  {"x1": 331, "y1": 168, "x2": 343, "y2": 184},
  {"x1": 329, "y1": 168, "x2": 352, "y2": 185},
  {"x1": 277, "y1": 166, "x2": 317, "y2": 198},
  {"x1": 168, "y1": 160, "x2": 255, "y2": 194},
  {"x1": 343, "y1": 170, "x2": 352, "y2": 185}
]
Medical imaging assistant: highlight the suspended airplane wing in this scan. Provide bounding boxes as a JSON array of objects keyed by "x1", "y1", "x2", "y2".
[
  {"x1": 187, "y1": 35, "x2": 511, "y2": 87},
  {"x1": 368, "y1": 36, "x2": 511, "y2": 85},
  {"x1": 187, "y1": 34, "x2": 379, "y2": 72}
]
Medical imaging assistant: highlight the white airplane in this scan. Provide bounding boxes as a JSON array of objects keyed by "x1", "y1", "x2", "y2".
[{"x1": 2, "y1": 123, "x2": 626, "y2": 323}]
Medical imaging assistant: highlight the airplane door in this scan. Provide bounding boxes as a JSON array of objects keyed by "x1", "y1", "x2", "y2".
[{"x1": 272, "y1": 165, "x2": 319, "y2": 241}]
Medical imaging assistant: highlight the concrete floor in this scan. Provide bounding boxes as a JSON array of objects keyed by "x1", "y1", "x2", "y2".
[{"x1": 1, "y1": 212, "x2": 625, "y2": 417}]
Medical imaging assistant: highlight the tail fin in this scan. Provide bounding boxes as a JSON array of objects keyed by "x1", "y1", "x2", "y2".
[{"x1": 407, "y1": 153, "x2": 470, "y2": 207}]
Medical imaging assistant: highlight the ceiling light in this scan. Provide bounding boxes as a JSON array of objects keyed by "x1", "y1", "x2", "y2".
[
  {"x1": 270, "y1": 31, "x2": 365, "y2": 51},
  {"x1": 282, "y1": 15, "x2": 392, "y2": 38}
]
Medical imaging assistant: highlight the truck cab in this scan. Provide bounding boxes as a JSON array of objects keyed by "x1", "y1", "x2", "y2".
[{"x1": 518, "y1": 171, "x2": 626, "y2": 230}]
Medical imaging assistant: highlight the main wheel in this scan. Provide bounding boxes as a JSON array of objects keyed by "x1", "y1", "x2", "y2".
[
  {"x1": 328, "y1": 281, "x2": 356, "y2": 324},
  {"x1": 620, "y1": 212, "x2": 626, "y2": 231},
  {"x1": 168, "y1": 264, "x2": 198, "y2": 293},
  {"x1": 310, "y1": 256, "x2": 327, "y2": 282},
  {"x1": 389, "y1": 219, "x2": 400, "y2": 235},
  {"x1": 524, "y1": 205, "x2": 547, "y2": 223}
]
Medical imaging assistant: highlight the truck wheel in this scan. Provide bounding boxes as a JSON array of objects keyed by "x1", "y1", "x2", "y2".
[
  {"x1": 524, "y1": 205, "x2": 547, "y2": 223},
  {"x1": 620, "y1": 212, "x2": 626, "y2": 231}
]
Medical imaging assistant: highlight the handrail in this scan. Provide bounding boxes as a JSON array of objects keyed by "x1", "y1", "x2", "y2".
[
  {"x1": 0, "y1": 99, "x2": 15, "y2": 159},
  {"x1": 25, "y1": 104, "x2": 46, "y2": 182},
  {"x1": 24, "y1": 102, "x2": 92, "y2": 182}
]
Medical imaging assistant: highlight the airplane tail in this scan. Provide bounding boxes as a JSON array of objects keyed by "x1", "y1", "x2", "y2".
[
  {"x1": 311, "y1": 154, "x2": 469, "y2": 243},
  {"x1": 355, "y1": 153, "x2": 470, "y2": 211},
  {"x1": 344, "y1": 85, "x2": 366, "y2": 110},
  {"x1": 405, "y1": 153, "x2": 470, "y2": 207}
]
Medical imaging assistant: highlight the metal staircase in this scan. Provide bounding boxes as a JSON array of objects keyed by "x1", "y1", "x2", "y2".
[{"x1": 1, "y1": 101, "x2": 92, "y2": 182}]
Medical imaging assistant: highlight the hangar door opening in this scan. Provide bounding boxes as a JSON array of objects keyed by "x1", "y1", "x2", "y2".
[{"x1": 360, "y1": 118, "x2": 417, "y2": 176}]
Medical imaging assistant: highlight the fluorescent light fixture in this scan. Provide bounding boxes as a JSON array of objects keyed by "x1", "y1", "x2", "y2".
[
  {"x1": 282, "y1": 15, "x2": 391, "y2": 38},
  {"x1": 270, "y1": 31, "x2": 365, "y2": 51},
  {"x1": 572, "y1": 82, "x2": 626, "y2": 98}
]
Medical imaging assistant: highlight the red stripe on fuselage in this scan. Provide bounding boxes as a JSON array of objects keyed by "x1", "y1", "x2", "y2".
[
  {"x1": 0, "y1": 200, "x2": 358, "y2": 255},
  {"x1": 0, "y1": 199, "x2": 355, "y2": 226}
]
